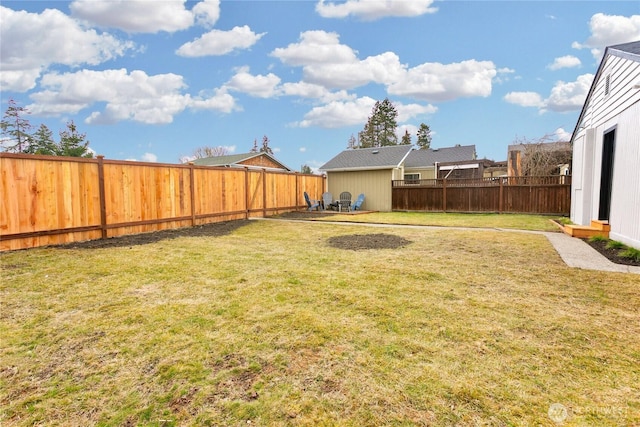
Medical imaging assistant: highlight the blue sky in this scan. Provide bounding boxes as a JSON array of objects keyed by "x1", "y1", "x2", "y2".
[{"x1": 1, "y1": 1, "x2": 639, "y2": 171}]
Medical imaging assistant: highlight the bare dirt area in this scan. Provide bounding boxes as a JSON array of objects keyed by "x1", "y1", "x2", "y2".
[
  {"x1": 57, "y1": 220, "x2": 251, "y2": 249},
  {"x1": 326, "y1": 233, "x2": 412, "y2": 250}
]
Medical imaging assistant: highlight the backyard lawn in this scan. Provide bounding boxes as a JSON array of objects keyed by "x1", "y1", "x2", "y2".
[{"x1": 1, "y1": 217, "x2": 639, "y2": 426}]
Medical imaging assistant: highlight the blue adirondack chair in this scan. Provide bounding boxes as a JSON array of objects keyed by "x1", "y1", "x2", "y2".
[
  {"x1": 351, "y1": 193, "x2": 365, "y2": 211},
  {"x1": 304, "y1": 192, "x2": 320, "y2": 211}
]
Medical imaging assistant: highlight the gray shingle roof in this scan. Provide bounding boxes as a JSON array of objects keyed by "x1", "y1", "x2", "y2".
[
  {"x1": 610, "y1": 40, "x2": 640, "y2": 57},
  {"x1": 404, "y1": 145, "x2": 476, "y2": 168},
  {"x1": 319, "y1": 145, "x2": 414, "y2": 171}
]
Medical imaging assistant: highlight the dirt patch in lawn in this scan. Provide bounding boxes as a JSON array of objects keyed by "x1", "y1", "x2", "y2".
[
  {"x1": 584, "y1": 239, "x2": 640, "y2": 267},
  {"x1": 57, "y1": 220, "x2": 251, "y2": 249},
  {"x1": 327, "y1": 233, "x2": 412, "y2": 250}
]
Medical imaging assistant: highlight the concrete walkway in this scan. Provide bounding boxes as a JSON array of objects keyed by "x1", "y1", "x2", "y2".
[{"x1": 254, "y1": 217, "x2": 640, "y2": 274}]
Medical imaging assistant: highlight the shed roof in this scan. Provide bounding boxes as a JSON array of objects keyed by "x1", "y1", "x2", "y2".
[
  {"x1": 319, "y1": 145, "x2": 414, "y2": 171},
  {"x1": 404, "y1": 145, "x2": 476, "y2": 168}
]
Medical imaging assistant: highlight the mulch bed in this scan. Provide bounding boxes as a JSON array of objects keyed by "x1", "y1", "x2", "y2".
[
  {"x1": 57, "y1": 220, "x2": 251, "y2": 249},
  {"x1": 583, "y1": 239, "x2": 640, "y2": 267}
]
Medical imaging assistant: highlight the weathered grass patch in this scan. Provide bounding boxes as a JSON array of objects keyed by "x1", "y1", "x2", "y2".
[
  {"x1": 306, "y1": 211, "x2": 564, "y2": 231},
  {"x1": 1, "y1": 220, "x2": 639, "y2": 426}
]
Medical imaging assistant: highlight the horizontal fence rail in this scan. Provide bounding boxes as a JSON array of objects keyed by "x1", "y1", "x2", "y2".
[
  {"x1": 392, "y1": 176, "x2": 571, "y2": 215},
  {"x1": 0, "y1": 153, "x2": 325, "y2": 251}
]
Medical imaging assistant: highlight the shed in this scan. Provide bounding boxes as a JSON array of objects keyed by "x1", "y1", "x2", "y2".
[
  {"x1": 319, "y1": 145, "x2": 413, "y2": 211},
  {"x1": 570, "y1": 40, "x2": 640, "y2": 249},
  {"x1": 403, "y1": 145, "x2": 477, "y2": 180}
]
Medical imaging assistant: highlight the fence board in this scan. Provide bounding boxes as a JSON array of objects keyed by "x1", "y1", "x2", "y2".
[
  {"x1": 392, "y1": 176, "x2": 571, "y2": 215},
  {"x1": 0, "y1": 154, "x2": 324, "y2": 251}
]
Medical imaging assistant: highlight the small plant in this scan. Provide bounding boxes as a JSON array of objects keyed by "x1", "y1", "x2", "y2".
[
  {"x1": 606, "y1": 240, "x2": 626, "y2": 250},
  {"x1": 620, "y1": 246, "x2": 640, "y2": 262},
  {"x1": 588, "y1": 235, "x2": 608, "y2": 243}
]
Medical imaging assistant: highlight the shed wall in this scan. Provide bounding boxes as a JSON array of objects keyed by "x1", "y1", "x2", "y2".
[{"x1": 326, "y1": 169, "x2": 395, "y2": 211}]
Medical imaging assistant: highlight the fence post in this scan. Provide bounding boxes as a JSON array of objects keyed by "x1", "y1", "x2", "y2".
[
  {"x1": 442, "y1": 179, "x2": 447, "y2": 213},
  {"x1": 189, "y1": 162, "x2": 196, "y2": 226},
  {"x1": 499, "y1": 178, "x2": 504, "y2": 214},
  {"x1": 262, "y1": 168, "x2": 267, "y2": 218},
  {"x1": 97, "y1": 155, "x2": 107, "y2": 239},
  {"x1": 245, "y1": 167, "x2": 250, "y2": 219}
]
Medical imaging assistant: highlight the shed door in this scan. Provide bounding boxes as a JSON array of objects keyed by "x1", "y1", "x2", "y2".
[{"x1": 598, "y1": 129, "x2": 615, "y2": 221}]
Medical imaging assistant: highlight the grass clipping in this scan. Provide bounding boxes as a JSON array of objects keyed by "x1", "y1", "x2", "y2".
[{"x1": 1, "y1": 219, "x2": 639, "y2": 426}]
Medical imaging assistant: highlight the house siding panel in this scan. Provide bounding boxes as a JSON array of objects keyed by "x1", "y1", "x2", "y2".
[{"x1": 609, "y1": 101, "x2": 640, "y2": 248}]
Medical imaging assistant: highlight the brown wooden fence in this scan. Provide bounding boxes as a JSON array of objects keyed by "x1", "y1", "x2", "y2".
[
  {"x1": 0, "y1": 153, "x2": 325, "y2": 251},
  {"x1": 392, "y1": 176, "x2": 571, "y2": 215}
]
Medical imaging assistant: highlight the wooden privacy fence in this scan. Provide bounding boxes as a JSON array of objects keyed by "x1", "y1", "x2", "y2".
[
  {"x1": 392, "y1": 176, "x2": 571, "y2": 215},
  {"x1": 0, "y1": 153, "x2": 325, "y2": 251}
]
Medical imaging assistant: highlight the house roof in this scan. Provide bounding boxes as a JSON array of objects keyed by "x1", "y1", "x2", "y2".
[
  {"x1": 571, "y1": 40, "x2": 640, "y2": 142},
  {"x1": 319, "y1": 145, "x2": 414, "y2": 171},
  {"x1": 192, "y1": 152, "x2": 291, "y2": 171},
  {"x1": 404, "y1": 144, "x2": 476, "y2": 168}
]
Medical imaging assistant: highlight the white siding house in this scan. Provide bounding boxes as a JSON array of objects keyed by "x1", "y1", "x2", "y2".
[{"x1": 570, "y1": 41, "x2": 640, "y2": 249}]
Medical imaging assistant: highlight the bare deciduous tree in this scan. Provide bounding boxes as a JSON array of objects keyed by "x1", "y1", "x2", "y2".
[
  {"x1": 191, "y1": 146, "x2": 230, "y2": 159},
  {"x1": 513, "y1": 134, "x2": 572, "y2": 176}
]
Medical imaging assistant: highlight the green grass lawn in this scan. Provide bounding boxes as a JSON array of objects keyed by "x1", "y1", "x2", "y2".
[
  {"x1": 299, "y1": 211, "x2": 564, "y2": 232},
  {"x1": 1, "y1": 219, "x2": 639, "y2": 426}
]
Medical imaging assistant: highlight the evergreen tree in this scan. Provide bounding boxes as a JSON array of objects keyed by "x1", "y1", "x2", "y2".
[
  {"x1": 357, "y1": 98, "x2": 398, "y2": 148},
  {"x1": 416, "y1": 123, "x2": 432, "y2": 150},
  {"x1": 401, "y1": 129, "x2": 412, "y2": 145},
  {"x1": 301, "y1": 164, "x2": 312, "y2": 174},
  {"x1": 58, "y1": 120, "x2": 93, "y2": 157},
  {"x1": 26, "y1": 124, "x2": 57, "y2": 155},
  {"x1": 1, "y1": 98, "x2": 32, "y2": 153},
  {"x1": 375, "y1": 98, "x2": 398, "y2": 146},
  {"x1": 260, "y1": 135, "x2": 273, "y2": 155}
]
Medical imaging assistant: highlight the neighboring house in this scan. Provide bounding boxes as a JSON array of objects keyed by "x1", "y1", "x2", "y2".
[
  {"x1": 404, "y1": 144, "x2": 477, "y2": 180},
  {"x1": 570, "y1": 40, "x2": 640, "y2": 249},
  {"x1": 192, "y1": 152, "x2": 292, "y2": 171},
  {"x1": 319, "y1": 144, "x2": 477, "y2": 211}
]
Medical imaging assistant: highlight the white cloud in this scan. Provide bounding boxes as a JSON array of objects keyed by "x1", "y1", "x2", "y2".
[
  {"x1": 224, "y1": 67, "x2": 281, "y2": 98},
  {"x1": 387, "y1": 60, "x2": 497, "y2": 102},
  {"x1": 572, "y1": 13, "x2": 640, "y2": 58},
  {"x1": 504, "y1": 74, "x2": 593, "y2": 113},
  {"x1": 299, "y1": 147, "x2": 307, "y2": 152},
  {"x1": 293, "y1": 96, "x2": 435, "y2": 129},
  {"x1": 70, "y1": 0, "x2": 220, "y2": 33},
  {"x1": 304, "y1": 51, "x2": 406, "y2": 89},
  {"x1": 279, "y1": 82, "x2": 354, "y2": 103},
  {"x1": 141, "y1": 152, "x2": 158, "y2": 162},
  {"x1": 316, "y1": 0, "x2": 437, "y2": 20},
  {"x1": 0, "y1": 6, "x2": 135, "y2": 92},
  {"x1": 548, "y1": 55, "x2": 581, "y2": 70},
  {"x1": 272, "y1": 30, "x2": 498, "y2": 103},
  {"x1": 544, "y1": 74, "x2": 594, "y2": 113},
  {"x1": 504, "y1": 91, "x2": 545, "y2": 108},
  {"x1": 554, "y1": 128, "x2": 572, "y2": 141},
  {"x1": 396, "y1": 103, "x2": 437, "y2": 122},
  {"x1": 271, "y1": 31, "x2": 358, "y2": 66},
  {"x1": 176, "y1": 26, "x2": 266, "y2": 57},
  {"x1": 27, "y1": 68, "x2": 239, "y2": 124},
  {"x1": 294, "y1": 97, "x2": 377, "y2": 128}
]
